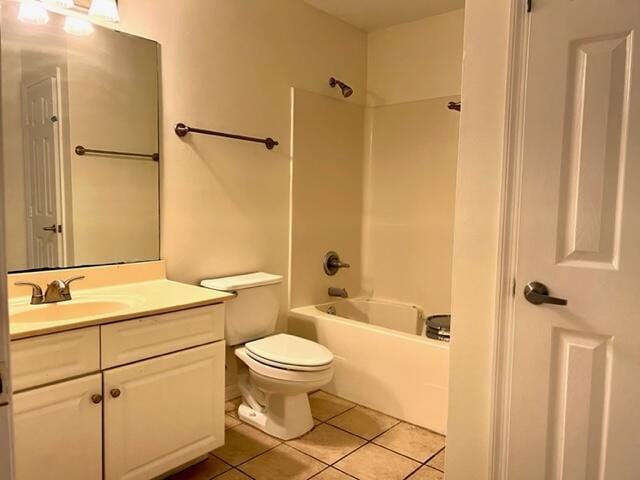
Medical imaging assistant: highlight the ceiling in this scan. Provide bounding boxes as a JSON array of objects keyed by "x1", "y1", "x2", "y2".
[{"x1": 303, "y1": 0, "x2": 465, "y2": 32}]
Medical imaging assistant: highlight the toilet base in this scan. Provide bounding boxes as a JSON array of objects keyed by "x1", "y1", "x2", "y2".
[{"x1": 238, "y1": 393, "x2": 314, "y2": 440}]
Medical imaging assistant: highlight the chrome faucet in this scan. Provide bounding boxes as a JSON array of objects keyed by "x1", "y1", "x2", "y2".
[
  {"x1": 15, "y1": 276, "x2": 85, "y2": 305},
  {"x1": 328, "y1": 287, "x2": 348, "y2": 298}
]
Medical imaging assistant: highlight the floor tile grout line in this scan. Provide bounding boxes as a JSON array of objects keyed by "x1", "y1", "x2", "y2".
[
  {"x1": 308, "y1": 465, "x2": 359, "y2": 480},
  {"x1": 317, "y1": 391, "x2": 444, "y2": 438},
  {"x1": 219, "y1": 392, "x2": 446, "y2": 479},
  {"x1": 233, "y1": 466, "x2": 257, "y2": 480},
  {"x1": 325, "y1": 416, "x2": 401, "y2": 443},
  {"x1": 422, "y1": 446, "x2": 446, "y2": 467},
  {"x1": 213, "y1": 441, "x2": 282, "y2": 471},
  {"x1": 226, "y1": 418, "x2": 437, "y2": 474},
  {"x1": 313, "y1": 403, "x2": 357, "y2": 423},
  {"x1": 402, "y1": 462, "x2": 426, "y2": 480},
  {"x1": 330, "y1": 438, "x2": 374, "y2": 470},
  {"x1": 284, "y1": 438, "x2": 353, "y2": 467},
  {"x1": 367, "y1": 440, "x2": 434, "y2": 465}
]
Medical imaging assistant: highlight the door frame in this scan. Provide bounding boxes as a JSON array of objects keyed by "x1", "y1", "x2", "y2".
[
  {"x1": 0, "y1": 27, "x2": 16, "y2": 478},
  {"x1": 489, "y1": 0, "x2": 532, "y2": 478}
]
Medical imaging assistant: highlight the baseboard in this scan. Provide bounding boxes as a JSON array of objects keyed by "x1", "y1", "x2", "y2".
[{"x1": 225, "y1": 384, "x2": 241, "y2": 401}]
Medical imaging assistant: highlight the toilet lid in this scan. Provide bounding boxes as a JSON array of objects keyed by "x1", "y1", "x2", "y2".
[{"x1": 245, "y1": 334, "x2": 333, "y2": 368}]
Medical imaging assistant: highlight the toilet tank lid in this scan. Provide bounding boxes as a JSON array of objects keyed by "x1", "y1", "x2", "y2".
[{"x1": 200, "y1": 272, "x2": 283, "y2": 291}]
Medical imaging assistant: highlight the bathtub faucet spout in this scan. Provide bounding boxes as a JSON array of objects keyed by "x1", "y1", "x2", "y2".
[{"x1": 328, "y1": 287, "x2": 348, "y2": 298}]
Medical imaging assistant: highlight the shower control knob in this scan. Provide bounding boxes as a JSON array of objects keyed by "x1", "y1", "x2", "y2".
[{"x1": 323, "y1": 251, "x2": 351, "y2": 276}]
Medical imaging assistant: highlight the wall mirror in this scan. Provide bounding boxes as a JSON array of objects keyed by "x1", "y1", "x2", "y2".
[{"x1": 1, "y1": 1, "x2": 160, "y2": 273}]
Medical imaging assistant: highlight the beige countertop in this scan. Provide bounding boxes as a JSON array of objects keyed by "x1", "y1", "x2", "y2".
[{"x1": 9, "y1": 279, "x2": 234, "y2": 340}]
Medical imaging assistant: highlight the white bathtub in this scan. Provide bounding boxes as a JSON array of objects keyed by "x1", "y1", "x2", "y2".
[{"x1": 289, "y1": 298, "x2": 449, "y2": 434}]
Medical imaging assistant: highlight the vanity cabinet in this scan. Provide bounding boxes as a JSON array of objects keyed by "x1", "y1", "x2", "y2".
[
  {"x1": 104, "y1": 342, "x2": 225, "y2": 480},
  {"x1": 10, "y1": 304, "x2": 226, "y2": 480},
  {"x1": 13, "y1": 374, "x2": 103, "y2": 480}
]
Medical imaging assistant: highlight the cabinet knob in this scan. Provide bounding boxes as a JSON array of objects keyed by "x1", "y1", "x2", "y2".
[
  {"x1": 110, "y1": 388, "x2": 121, "y2": 398},
  {"x1": 91, "y1": 394, "x2": 103, "y2": 404}
]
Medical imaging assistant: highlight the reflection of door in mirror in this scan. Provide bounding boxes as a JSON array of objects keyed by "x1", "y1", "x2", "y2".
[
  {"x1": 2, "y1": 2, "x2": 160, "y2": 273},
  {"x1": 23, "y1": 75, "x2": 68, "y2": 270}
]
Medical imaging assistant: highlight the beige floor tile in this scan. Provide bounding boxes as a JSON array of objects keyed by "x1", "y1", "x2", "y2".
[
  {"x1": 373, "y1": 423, "x2": 445, "y2": 462},
  {"x1": 427, "y1": 448, "x2": 445, "y2": 472},
  {"x1": 239, "y1": 444, "x2": 326, "y2": 480},
  {"x1": 407, "y1": 466, "x2": 444, "y2": 480},
  {"x1": 225, "y1": 398, "x2": 243, "y2": 419},
  {"x1": 309, "y1": 391, "x2": 355, "y2": 421},
  {"x1": 311, "y1": 467, "x2": 354, "y2": 479},
  {"x1": 167, "y1": 455, "x2": 230, "y2": 480},
  {"x1": 225, "y1": 415, "x2": 242, "y2": 430},
  {"x1": 334, "y1": 444, "x2": 420, "y2": 480},
  {"x1": 328, "y1": 406, "x2": 399, "y2": 440},
  {"x1": 287, "y1": 424, "x2": 366, "y2": 464},
  {"x1": 215, "y1": 470, "x2": 252, "y2": 480},
  {"x1": 213, "y1": 424, "x2": 280, "y2": 466}
]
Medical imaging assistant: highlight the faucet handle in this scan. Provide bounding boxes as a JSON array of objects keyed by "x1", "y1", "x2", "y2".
[
  {"x1": 63, "y1": 276, "x2": 86, "y2": 288},
  {"x1": 323, "y1": 251, "x2": 351, "y2": 276},
  {"x1": 14, "y1": 282, "x2": 44, "y2": 304},
  {"x1": 62, "y1": 276, "x2": 85, "y2": 298}
]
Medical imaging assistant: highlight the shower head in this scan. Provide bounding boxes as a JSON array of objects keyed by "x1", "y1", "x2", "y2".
[{"x1": 329, "y1": 77, "x2": 353, "y2": 98}]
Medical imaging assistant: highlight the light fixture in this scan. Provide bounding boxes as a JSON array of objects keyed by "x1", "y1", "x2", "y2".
[
  {"x1": 44, "y1": 0, "x2": 75, "y2": 8},
  {"x1": 88, "y1": 0, "x2": 119, "y2": 22},
  {"x1": 64, "y1": 16, "x2": 94, "y2": 36},
  {"x1": 18, "y1": 0, "x2": 50, "y2": 25}
]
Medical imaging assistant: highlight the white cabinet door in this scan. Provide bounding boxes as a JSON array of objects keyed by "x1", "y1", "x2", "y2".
[
  {"x1": 104, "y1": 342, "x2": 225, "y2": 480},
  {"x1": 13, "y1": 374, "x2": 102, "y2": 480}
]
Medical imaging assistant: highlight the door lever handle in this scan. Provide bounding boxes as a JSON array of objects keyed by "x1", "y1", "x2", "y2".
[
  {"x1": 524, "y1": 281, "x2": 568, "y2": 306},
  {"x1": 42, "y1": 224, "x2": 57, "y2": 232}
]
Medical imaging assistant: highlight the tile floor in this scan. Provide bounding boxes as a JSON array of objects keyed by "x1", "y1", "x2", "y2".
[{"x1": 168, "y1": 391, "x2": 446, "y2": 480}]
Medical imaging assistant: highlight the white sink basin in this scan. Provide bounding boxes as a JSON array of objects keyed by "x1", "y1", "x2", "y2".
[{"x1": 10, "y1": 295, "x2": 143, "y2": 324}]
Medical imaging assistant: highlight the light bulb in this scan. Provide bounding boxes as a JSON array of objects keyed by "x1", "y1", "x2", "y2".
[
  {"x1": 64, "y1": 16, "x2": 94, "y2": 36},
  {"x1": 88, "y1": 0, "x2": 119, "y2": 22},
  {"x1": 18, "y1": 0, "x2": 50, "y2": 25},
  {"x1": 44, "y1": 0, "x2": 75, "y2": 8}
]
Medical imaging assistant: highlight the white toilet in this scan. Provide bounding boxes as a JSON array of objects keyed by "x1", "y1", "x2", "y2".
[{"x1": 201, "y1": 272, "x2": 334, "y2": 440}]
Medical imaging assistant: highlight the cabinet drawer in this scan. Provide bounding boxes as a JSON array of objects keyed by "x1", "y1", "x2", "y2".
[
  {"x1": 11, "y1": 327, "x2": 100, "y2": 391},
  {"x1": 101, "y1": 304, "x2": 224, "y2": 368}
]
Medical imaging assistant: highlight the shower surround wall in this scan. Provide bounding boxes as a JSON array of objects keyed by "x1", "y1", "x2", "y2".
[
  {"x1": 362, "y1": 10, "x2": 463, "y2": 315},
  {"x1": 291, "y1": 10, "x2": 464, "y2": 315},
  {"x1": 290, "y1": 89, "x2": 365, "y2": 308}
]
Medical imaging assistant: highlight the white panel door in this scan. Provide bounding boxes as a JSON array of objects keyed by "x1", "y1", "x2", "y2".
[
  {"x1": 13, "y1": 374, "x2": 103, "y2": 480},
  {"x1": 23, "y1": 77, "x2": 63, "y2": 269},
  {"x1": 104, "y1": 342, "x2": 225, "y2": 480},
  {"x1": 507, "y1": 0, "x2": 640, "y2": 479}
]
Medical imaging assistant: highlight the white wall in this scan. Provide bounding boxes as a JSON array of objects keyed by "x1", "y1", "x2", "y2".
[
  {"x1": 290, "y1": 89, "x2": 364, "y2": 308},
  {"x1": 118, "y1": 0, "x2": 368, "y2": 392},
  {"x1": 446, "y1": 0, "x2": 512, "y2": 478},
  {"x1": 367, "y1": 9, "x2": 465, "y2": 106},
  {"x1": 118, "y1": 0, "x2": 367, "y2": 299},
  {"x1": 361, "y1": 10, "x2": 463, "y2": 314}
]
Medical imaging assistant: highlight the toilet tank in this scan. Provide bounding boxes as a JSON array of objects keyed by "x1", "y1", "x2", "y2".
[{"x1": 200, "y1": 272, "x2": 283, "y2": 346}]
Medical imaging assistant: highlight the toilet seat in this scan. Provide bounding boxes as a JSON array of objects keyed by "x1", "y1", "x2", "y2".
[
  {"x1": 236, "y1": 347, "x2": 333, "y2": 383},
  {"x1": 245, "y1": 334, "x2": 333, "y2": 370}
]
